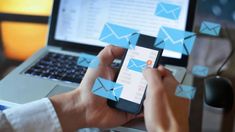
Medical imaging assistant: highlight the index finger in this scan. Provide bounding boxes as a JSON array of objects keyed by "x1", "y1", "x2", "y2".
[{"x1": 143, "y1": 68, "x2": 164, "y2": 95}]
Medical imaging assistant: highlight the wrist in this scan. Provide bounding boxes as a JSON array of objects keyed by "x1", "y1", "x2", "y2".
[{"x1": 50, "y1": 89, "x2": 86, "y2": 132}]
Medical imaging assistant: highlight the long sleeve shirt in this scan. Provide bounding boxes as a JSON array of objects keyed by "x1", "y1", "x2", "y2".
[{"x1": 0, "y1": 98, "x2": 62, "y2": 132}]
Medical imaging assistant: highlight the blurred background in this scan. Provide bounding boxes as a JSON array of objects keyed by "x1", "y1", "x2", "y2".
[
  {"x1": 0, "y1": 0, "x2": 53, "y2": 79},
  {"x1": 0, "y1": 0, "x2": 235, "y2": 79}
]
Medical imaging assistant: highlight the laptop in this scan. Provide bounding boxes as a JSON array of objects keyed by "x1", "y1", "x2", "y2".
[{"x1": 0, "y1": 0, "x2": 197, "y2": 104}]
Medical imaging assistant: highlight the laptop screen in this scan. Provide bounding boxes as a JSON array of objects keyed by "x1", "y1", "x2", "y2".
[{"x1": 54, "y1": 0, "x2": 189, "y2": 59}]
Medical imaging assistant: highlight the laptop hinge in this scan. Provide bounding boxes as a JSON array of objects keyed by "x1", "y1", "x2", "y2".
[
  {"x1": 47, "y1": 45, "x2": 96, "y2": 56},
  {"x1": 47, "y1": 45, "x2": 62, "y2": 51},
  {"x1": 62, "y1": 46, "x2": 97, "y2": 55}
]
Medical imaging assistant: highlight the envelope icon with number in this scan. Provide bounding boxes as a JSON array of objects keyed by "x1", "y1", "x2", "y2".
[
  {"x1": 92, "y1": 77, "x2": 123, "y2": 101},
  {"x1": 154, "y1": 26, "x2": 196, "y2": 55},
  {"x1": 192, "y1": 65, "x2": 208, "y2": 77},
  {"x1": 99, "y1": 23, "x2": 140, "y2": 49},
  {"x1": 175, "y1": 85, "x2": 196, "y2": 99},
  {"x1": 155, "y1": 2, "x2": 181, "y2": 20},
  {"x1": 199, "y1": 21, "x2": 221, "y2": 36},
  {"x1": 127, "y1": 59, "x2": 146, "y2": 73},
  {"x1": 77, "y1": 53, "x2": 99, "y2": 68}
]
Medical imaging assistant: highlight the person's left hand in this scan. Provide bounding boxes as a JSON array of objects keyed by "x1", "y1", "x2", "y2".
[
  {"x1": 50, "y1": 46, "x2": 137, "y2": 132},
  {"x1": 78, "y1": 45, "x2": 137, "y2": 128}
]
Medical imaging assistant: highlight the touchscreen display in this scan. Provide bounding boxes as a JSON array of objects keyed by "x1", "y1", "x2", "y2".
[{"x1": 116, "y1": 46, "x2": 160, "y2": 104}]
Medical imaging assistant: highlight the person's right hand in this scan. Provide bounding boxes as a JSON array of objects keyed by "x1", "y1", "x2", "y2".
[{"x1": 143, "y1": 66, "x2": 190, "y2": 132}]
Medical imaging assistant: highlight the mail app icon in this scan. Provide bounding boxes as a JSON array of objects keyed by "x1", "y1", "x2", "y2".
[
  {"x1": 199, "y1": 21, "x2": 221, "y2": 36},
  {"x1": 155, "y1": 2, "x2": 181, "y2": 20},
  {"x1": 175, "y1": 85, "x2": 196, "y2": 100},
  {"x1": 127, "y1": 59, "x2": 146, "y2": 73},
  {"x1": 99, "y1": 23, "x2": 140, "y2": 49},
  {"x1": 77, "y1": 53, "x2": 99, "y2": 68},
  {"x1": 154, "y1": 26, "x2": 196, "y2": 55},
  {"x1": 92, "y1": 77, "x2": 123, "y2": 101},
  {"x1": 192, "y1": 65, "x2": 209, "y2": 77}
]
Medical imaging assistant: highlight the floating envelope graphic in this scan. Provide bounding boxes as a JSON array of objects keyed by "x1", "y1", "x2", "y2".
[
  {"x1": 92, "y1": 77, "x2": 123, "y2": 101},
  {"x1": 192, "y1": 65, "x2": 208, "y2": 77},
  {"x1": 199, "y1": 21, "x2": 221, "y2": 36},
  {"x1": 0, "y1": 105, "x2": 7, "y2": 111},
  {"x1": 155, "y1": 2, "x2": 181, "y2": 20},
  {"x1": 127, "y1": 59, "x2": 146, "y2": 73},
  {"x1": 99, "y1": 23, "x2": 140, "y2": 49},
  {"x1": 77, "y1": 53, "x2": 99, "y2": 68},
  {"x1": 175, "y1": 85, "x2": 196, "y2": 99},
  {"x1": 89, "y1": 57, "x2": 100, "y2": 69},
  {"x1": 154, "y1": 26, "x2": 196, "y2": 55},
  {"x1": 0, "y1": 100, "x2": 19, "y2": 111}
]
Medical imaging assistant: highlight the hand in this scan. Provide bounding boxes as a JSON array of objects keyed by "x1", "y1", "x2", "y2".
[
  {"x1": 143, "y1": 66, "x2": 190, "y2": 132},
  {"x1": 50, "y1": 46, "x2": 136, "y2": 132}
]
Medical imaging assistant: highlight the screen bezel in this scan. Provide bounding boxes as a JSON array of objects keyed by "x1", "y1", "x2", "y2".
[
  {"x1": 47, "y1": 0, "x2": 197, "y2": 67},
  {"x1": 108, "y1": 35, "x2": 163, "y2": 114}
]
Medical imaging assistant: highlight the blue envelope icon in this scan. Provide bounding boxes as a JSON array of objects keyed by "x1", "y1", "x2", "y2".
[
  {"x1": 77, "y1": 53, "x2": 99, "y2": 68},
  {"x1": 92, "y1": 77, "x2": 123, "y2": 101},
  {"x1": 192, "y1": 65, "x2": 209, "y2": 77},
  {"x1": 99, "y1": 23, "x2": 140, "y2": 49},
  {"x1": 155, "y1": 2, "x2": 181, "y2": 20},
  {"x1": 0, "y1": 105, "x2": 8, "y2": 111},
  {"x1": 199, "y1": 21, "x2": 221, "y2": 36},
  {"x1": 154, "y1": 26, "x2": 196, "y2": 55},
  {"x1": 175, "y1": 85, "x2": 196, "y2": 100},
  {"x1": 127, "y1": 59, "x2": 146, "y2": 73}
]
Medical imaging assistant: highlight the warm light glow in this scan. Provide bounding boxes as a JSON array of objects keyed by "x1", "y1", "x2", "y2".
[
  {"x1": 1, "y1": 22, "x2": 48, "y2": 60},
  {"x1": 0, "y1": 0, "x2": 53, "y2": 16},
  {"x1": 0, "y1": 0, "x2": 52, "y2": 60}
]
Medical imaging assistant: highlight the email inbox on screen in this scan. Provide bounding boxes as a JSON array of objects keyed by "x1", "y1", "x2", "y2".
[{"x1": 116, "y1": 46, "x2": 159, "y2": 104}]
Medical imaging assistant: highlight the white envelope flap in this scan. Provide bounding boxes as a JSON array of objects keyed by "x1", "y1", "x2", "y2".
[
  {"x1": 176, "y1": 87, "x2": 184, "y2": 94},
  {"x1": 158, "y1": 3, "x2": 180, "y2": 15},
  {"x1": 161, "y1": 27, "x2": 184, "y2": 44},
  {"x1": 178, "y1": 86, "x2": 195, "y2": 94},
  {"x1": 79, "y1": 58, "x2": 91, "y2": 63},
  {"x1": 112, "y1": 85, "x2": 123, "y2": 96},
  {"x1": 106, "y1": 23, "x2": 135, "y2": 41},
  {"x1": 161, "y1": 27, "x2": 196, "y2": 47},
  {"x1": 129, "y1": 59, "x2": 146, "y2": 68},
  {"x1": 96, "y1": 78, "x2": 111, "y2": 92},
  {"x1": 197, "y1": 69, "x2": 206, "y2": 74},
  {"x1": 203, "y1": 22, "x2": 220, "y2": 31}
]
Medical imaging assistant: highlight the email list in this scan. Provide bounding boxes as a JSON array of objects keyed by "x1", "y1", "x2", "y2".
[{"x1": 116, "y1": 46, "x2": 159, "y2": 104}]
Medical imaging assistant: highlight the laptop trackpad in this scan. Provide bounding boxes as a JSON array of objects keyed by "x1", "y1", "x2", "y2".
[{"x1": 47, "y1": 85, "x2": 74, "y2": 97}]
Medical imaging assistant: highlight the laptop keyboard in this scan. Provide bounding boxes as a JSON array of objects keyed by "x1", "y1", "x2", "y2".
[{"x1": 25, "y1": 52, "x2": 87, "y2": 83}]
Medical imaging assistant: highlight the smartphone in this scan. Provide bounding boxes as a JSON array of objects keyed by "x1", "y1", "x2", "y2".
[{"x1": 108, "y1": 38, "x2": 163, "y2": 114}]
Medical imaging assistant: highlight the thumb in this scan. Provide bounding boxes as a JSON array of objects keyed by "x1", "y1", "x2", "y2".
[
  {"x1": 97, "y1": 45, "x2": 124, "y2": 66},
  {"x1": 80, "y1": 45, "x2": 124, "y2": 89},
  {"x1": 143, "y1": 68, "x2": 164, "y2": 93}
]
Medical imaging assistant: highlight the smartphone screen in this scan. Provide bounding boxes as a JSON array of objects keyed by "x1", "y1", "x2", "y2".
[
  {"x1": 117, "y1": 46, "x2": 160, "y2": 104},
  {"x1": 108, "y1": 39, "x2": 162, "y2": 114}
]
